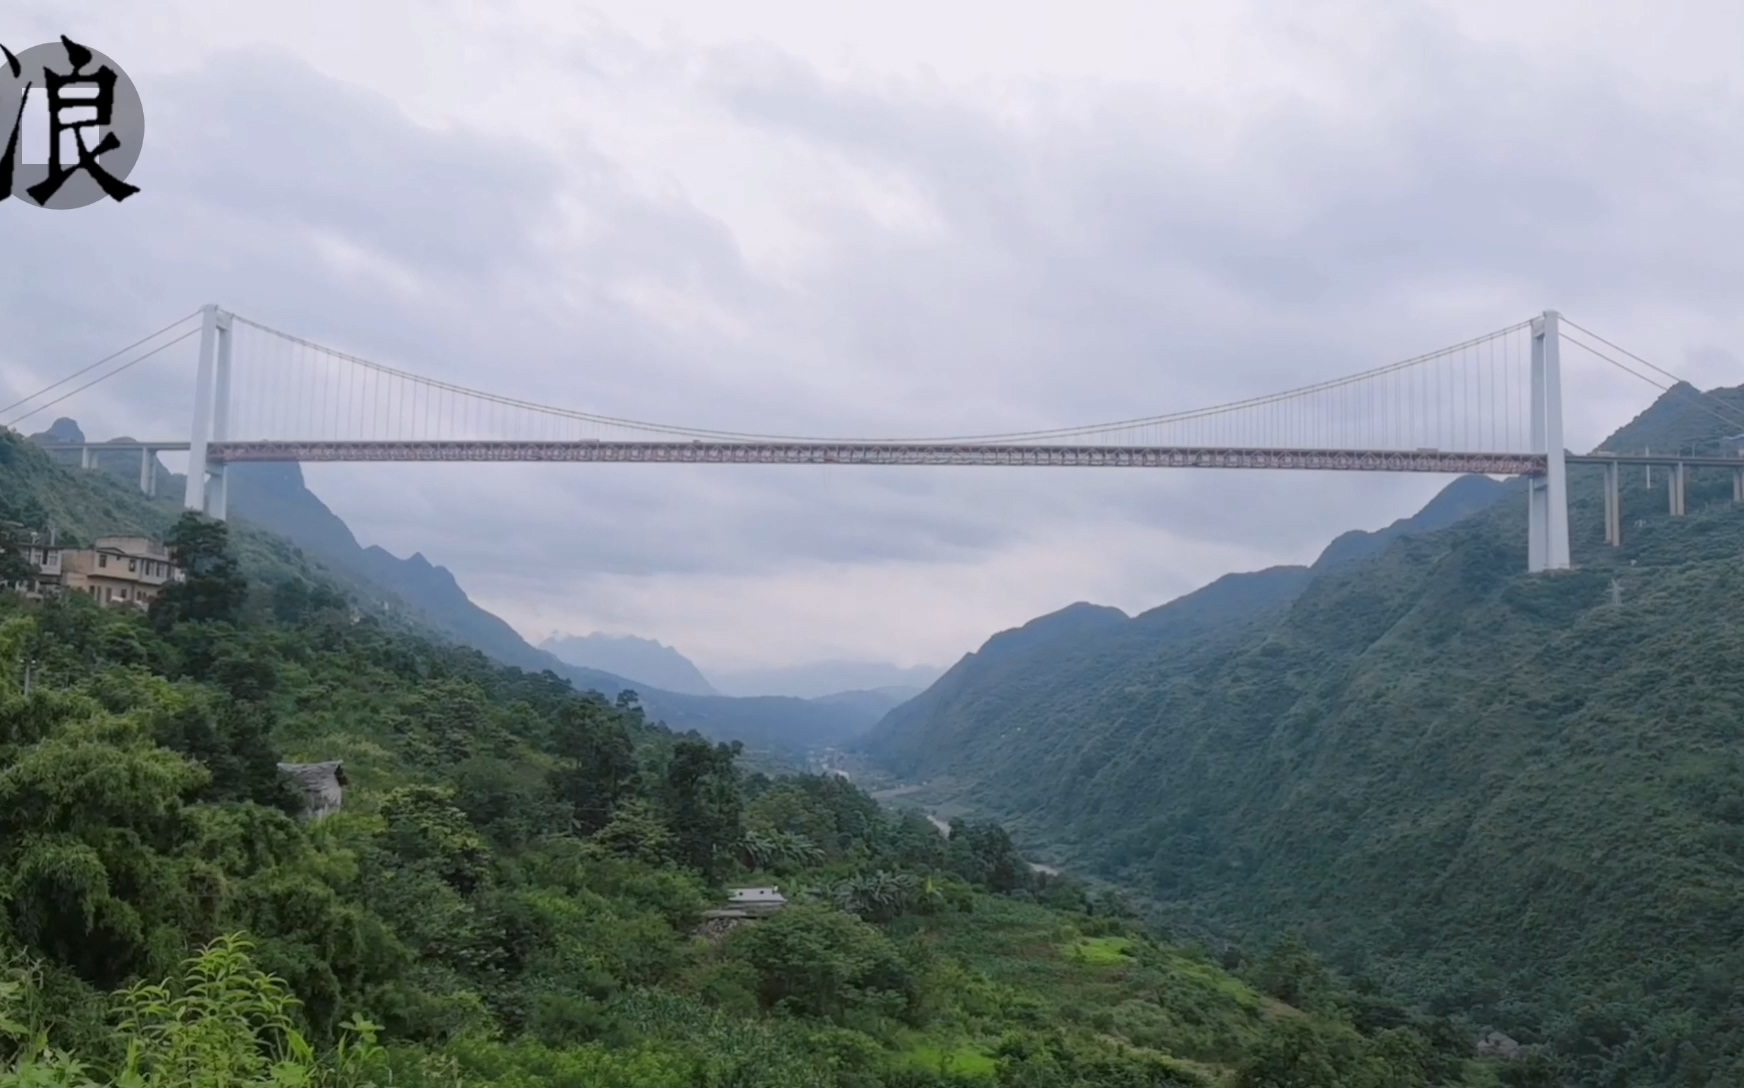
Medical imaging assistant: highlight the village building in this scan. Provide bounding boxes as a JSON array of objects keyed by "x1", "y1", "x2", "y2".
[
  {"x1": 694, "y1": 885, "x2": 790, "y2": 942},
  {"x1": 12, "y1": 534, "x2": 183, "y2": 609},
  {"x1": 723, "y1": 886, "x2": 789, "y2": 915}
]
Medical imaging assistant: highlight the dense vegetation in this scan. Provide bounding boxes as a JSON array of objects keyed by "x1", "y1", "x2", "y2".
[
  {"x1": 0, "y1": 432, "x2": 1525, "y2": 1085},
  {"x1": 858, "y1": 385, "x2": 1744, "y2": 1085}
]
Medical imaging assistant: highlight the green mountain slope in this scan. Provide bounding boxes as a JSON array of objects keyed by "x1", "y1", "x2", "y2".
[
  {"x1": 0, "y1": 431, "x2": 1518, "y2": 1087},
  {"x1": 856, "y1": 385, "x2": 1744, "y2": 1084},
  {"x1": 27, "y1": 423, "x2": 883, "y2": 756},
  {"x1": 861, "y1": 474, "x2": 1509, "y2": 781}
]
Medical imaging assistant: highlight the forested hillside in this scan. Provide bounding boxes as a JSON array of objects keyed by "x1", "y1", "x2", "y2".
[
  {"x1": 0, "y1": 429, "x2": 1528, "y2": 1087},
  {"x1": 29, "y1": 422, "x2": 885, "y2": 758},
  {"x1": 857, "y1": 384, "x2": 1744, "y2": 1085},
  {"x1": 867, "y1": 473, "x2": 1512, "y2": 780}
]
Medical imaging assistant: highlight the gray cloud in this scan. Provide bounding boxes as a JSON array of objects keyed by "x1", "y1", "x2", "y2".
[{"x1": 2, "y1": 2, "x2": 1738, "y2": 667}]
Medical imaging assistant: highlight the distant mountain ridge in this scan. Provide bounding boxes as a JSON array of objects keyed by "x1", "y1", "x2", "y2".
[
  {"x1": 712, "y1": 660, "x2": 945, "y2": 699},
  {"x1": 541, "y1": 632, "x2": 718, "y2": 696},
  {"x1": 537, "y1": 633, "x2": 943, "y2": 702},
  {"x1": 26, "y1": 420, "x2": 887, "y2": 755}
]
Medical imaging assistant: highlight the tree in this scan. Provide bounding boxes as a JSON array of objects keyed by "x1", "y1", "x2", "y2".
[
  {"x1": 153, "y1": 513, "x2": 246, "y2": 627},
  {"x1": 0, "y1": 711, "x2": 214, "y2": 988},
  {"x1": 1, "y1": 935, "x2": 388, "y2": 1088},
  {"x1": 1234, "y1": 1017, "x2": 1349, "y2": 1088},
  {"x1": 662, "y1": 736, "x2": 744, "y2": 883},
  {"x1": 550, "y1": 699, "x2": 639, "y2": 835},
  {"x1": 0, "y1": 494, "x2": 50, "y2": 591},
  {"x1": 591, "y1": 797, "x2": 677, "y2": 866},
  {"x1": 727, "y1": 904, "x2": 917, "y2": 1024},
  {"x1": 1254, "y1": 933, "x2": 1333, "y2": 1011},
  {"x1": 946, "y1": 818, "x2": 1027, "y2": 894},
  {"x1": 0, "y1": 524, "x2": 37, "y2": 590},
  {"x1": 146, "y1": 689, "x2": 295, "y2": 809}
]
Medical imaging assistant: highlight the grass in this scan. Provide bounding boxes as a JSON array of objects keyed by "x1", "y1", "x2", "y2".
[
  {"x1": 894, "y1": 1038, "x2": 997, "y2": 1079},
  {"x1": 1064, "y1": 935, "x2": 1135, "y2": 965},
  {"x1": 889, "y1": 896, "x2": 1277, "y2": 1077}
]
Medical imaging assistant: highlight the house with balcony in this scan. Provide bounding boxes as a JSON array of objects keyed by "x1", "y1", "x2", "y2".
[{"x1": 17, "y1": 535, "x2": 184, "y2": 610}]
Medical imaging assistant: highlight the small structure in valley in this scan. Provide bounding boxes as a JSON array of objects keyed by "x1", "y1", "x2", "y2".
[
  {"x1": 700, "y1": 886, "x2": 789, "y2": 922},
  {"x1": 723, "y1": 886, "x2": 788, "y2": 916},
  {"x1": 694, "y1": 885, "x2": 788, "y2": 942},
  {"x1": 278, "y1": 760, "x2": 347, "y2": 820}
]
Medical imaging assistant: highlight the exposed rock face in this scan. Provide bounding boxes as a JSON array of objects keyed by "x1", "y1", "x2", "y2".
[
  {"x1": 1475, "y1": 1031, "x2": 1525, "y2": 1061},
  {"x1": 277, "y1": 761, "x2": 347, "y2": 820},
  {"x1": 690, "y1": 888, "x2": 789, "y2": 941},
  {"x1": 691, "y1": 913, "x2": 754, "y2": 943}
]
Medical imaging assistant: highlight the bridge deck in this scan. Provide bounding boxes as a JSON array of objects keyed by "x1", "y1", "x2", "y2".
[
  {"x1": 35, "y1": 440, "x2": 1744, "y2": 474},
  {"x1": 196, "y1": 440, "x2": 1542, "y2": 474}
]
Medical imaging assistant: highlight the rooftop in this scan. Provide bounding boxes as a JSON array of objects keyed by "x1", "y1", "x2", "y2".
[{"x1": 725, "y1": 887, "x2": 788, "y2": 910}]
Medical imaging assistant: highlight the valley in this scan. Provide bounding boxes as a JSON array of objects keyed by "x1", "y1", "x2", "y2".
[
  {"x1": 9, "y1": 7, "x2": 1742, "y2": 1084},
  {"x1": 21, "y1": 378, "x2": 1744, "y2": 1085},
  {"x1": 0, "y1": 427, "x2": 1516, "y2": 1087}
]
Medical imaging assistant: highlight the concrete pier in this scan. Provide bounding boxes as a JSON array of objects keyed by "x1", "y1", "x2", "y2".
[{"x1": 1604, "y1": 461, "x2": 1621, "y2": 546}]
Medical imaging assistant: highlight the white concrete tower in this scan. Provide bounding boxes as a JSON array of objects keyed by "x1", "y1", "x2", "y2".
[
  {"x1": 1528, "y1": 310, "x2": 1571, "y2": 572},
  {"x1": 183, "y1": 305, "x2": 234, "y2": 520}
]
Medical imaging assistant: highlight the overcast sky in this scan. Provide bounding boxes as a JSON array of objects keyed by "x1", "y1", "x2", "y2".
[{"x1": 4, "y1": 0, "x2": 1743, "y2": 673}]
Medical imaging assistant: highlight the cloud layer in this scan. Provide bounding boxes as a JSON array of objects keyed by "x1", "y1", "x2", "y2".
[{"x1": 3, "y1": 0, "x2": 1741, "y2": 671}]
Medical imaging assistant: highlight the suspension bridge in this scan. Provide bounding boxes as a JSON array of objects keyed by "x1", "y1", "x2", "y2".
[{"x1": 15, "y1": 305, "x2": 1744, "y2": 574}]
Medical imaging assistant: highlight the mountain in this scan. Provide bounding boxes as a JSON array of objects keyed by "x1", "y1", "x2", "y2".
[
  {"x1": 856, "y1": 386, "x2": 1744, "y2": 1083},
  {"x1": 1311, "y1": 472, "x2": 1509, "y2": 570},
  {"x1": 861, "y1": 474, "x2": 1509, "y2": 779},
  {"x1": 35, "y1": 417, "x2": 83, "y2": 444},
  {"x1": 712, "y1": 660, "x2": 946, "y2": 699},
  {"x1": 24, "y1": 424, "x2": 879, "y2": 756},
  {"x1": 540, "y1": 632, "x2": 718, "y2": 695},
  {"x1": 221, "y1": 462, "x2": 895, "y2": 752},
  {"x1": 804, "y1": 687, "x2": 917, "y2": 722},
  {"x1": 863, "y1": 571, "x2": 1316, "y2": 780}
]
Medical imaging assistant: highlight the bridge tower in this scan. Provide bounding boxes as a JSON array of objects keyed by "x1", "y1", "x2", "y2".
[
  {"x1": 184, "y1": 304, "x2": 234, "y2": 521},
  {"x1": 1527, "y1": 310, "x2": 1571, "y2": 572}
]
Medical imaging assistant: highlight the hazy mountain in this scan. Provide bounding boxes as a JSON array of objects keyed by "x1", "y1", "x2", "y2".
[
  {"x1": 804, "y1": 687, "x2": 919, "y2": 722},
  {"x1": 540, "y1": 632, "x2": 718, "y2": 695},
  {"x1": 712, "y1": 660, "x2": 945, "y2": 699},
  {"x1": 35, "y1": 418, "x2": 84, "y2": 443}
]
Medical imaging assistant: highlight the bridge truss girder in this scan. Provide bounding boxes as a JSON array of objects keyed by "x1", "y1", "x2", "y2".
[{"x1": 206, "y1": 440, "x2": 1544, "y2": 476}]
